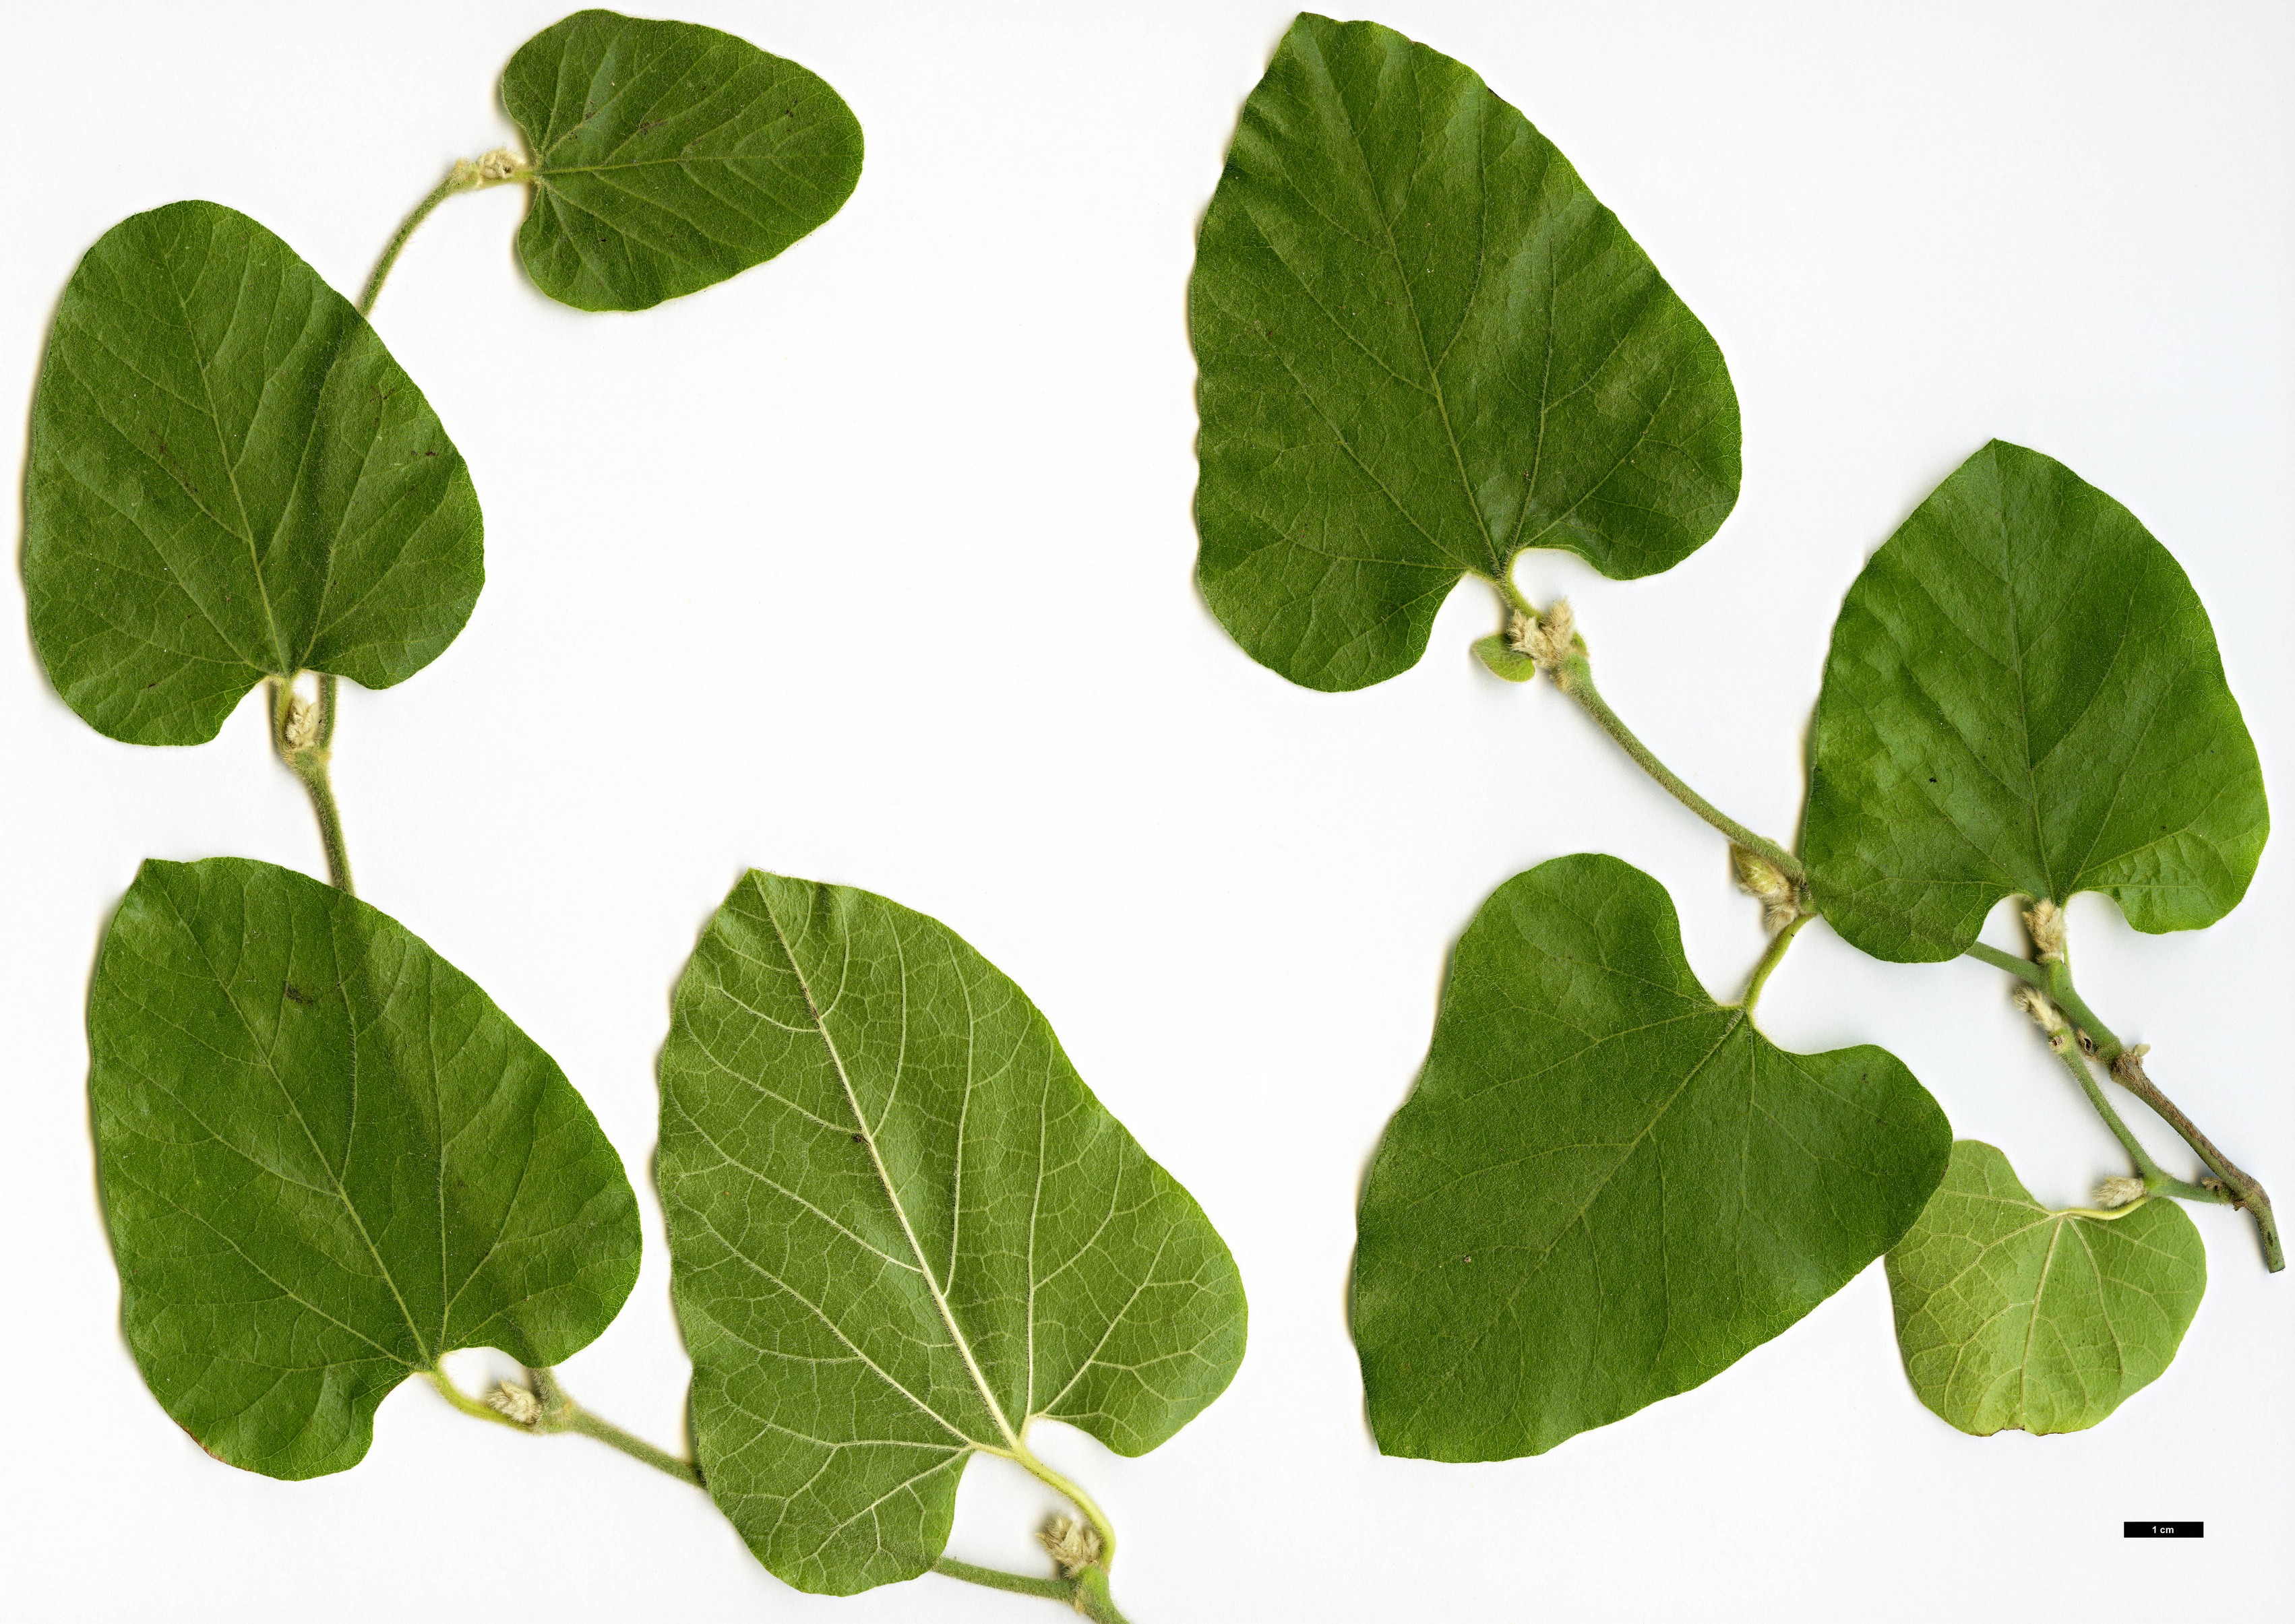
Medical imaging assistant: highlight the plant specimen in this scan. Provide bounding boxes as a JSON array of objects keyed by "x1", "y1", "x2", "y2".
[
  {"x1": 26, "y1": 12, "x2": 1239, "y2": 1620},
  {"x1": 1191, "y1": 12, "x2": 2271, "y2": 1456}
]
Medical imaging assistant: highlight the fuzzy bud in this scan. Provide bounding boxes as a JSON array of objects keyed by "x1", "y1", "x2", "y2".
[
  {"x1": 1037, "y1": 1514, "x2": 1101, "y2": 1580},
  {"x1": 282, "y1": 697, "x2": 319, "y2": 751},
  {"x1": 485, "y1": 1380, "x2": 542, "y2": 1425},
  {"x1": 2010, "y1": 984, "x2": 2067, "y2": 1035},
  {"x1": 475, "y1": 147, "x2": 526, "y2": 183},
  {"x1": 2093, "y1": 1176, "x2": 2146, "y2": 1210},
  {"x1": 1732, "y1": 846, "x2": 1800, "y2": 933},
  {"x1": 1523, "y1": 600, "x2": 1579, "y2": 669},
  {"x1": 2023, "y1": 898, "x2": 2067, "y2": 964},
  {"x1": 1506, "y1": 598, "x2": 1579, "y2": 673}
]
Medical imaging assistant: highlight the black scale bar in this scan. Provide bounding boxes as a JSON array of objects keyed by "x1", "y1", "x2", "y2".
[{"x1": 2124, "y1": 1522, "x2": 2203, "y2": 1538}]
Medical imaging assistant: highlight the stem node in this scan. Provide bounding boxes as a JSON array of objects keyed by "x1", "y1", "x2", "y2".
[{"x1": 268, "y1": 675, "x2": 353, "y2": 894}]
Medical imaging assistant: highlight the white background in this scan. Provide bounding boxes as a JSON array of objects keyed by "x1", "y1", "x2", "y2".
[{"x1": 3, "y1": 2, "x2": 2290, "y2": 1618}]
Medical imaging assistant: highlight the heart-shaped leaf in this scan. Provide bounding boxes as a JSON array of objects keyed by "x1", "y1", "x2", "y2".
[
  {"x1": 1353, "y1": 854, "x2": 1949, "y2": 1460},
  {"x1": 91, "y1": 857, "x2": 640, "y2": 1479},
  {"x1": 657, "y1": 873, "x2": 1246, "y2": 1594},
  {"x1": 24, "y1": 202, "x2": 484, "y2": 746},
  {"x1": 502, "y1": 9, "x2": 864, "y2": 312},
  {"x1": 1190, "y1": 12, "x2": 1740, "y2": 691},
  {"x1": 1886, "y1": 1140, "x2": 2204, "y2": 1435},
  {"x1": 1802, "y1": 439, "x2": 2269, "y2": 962}
]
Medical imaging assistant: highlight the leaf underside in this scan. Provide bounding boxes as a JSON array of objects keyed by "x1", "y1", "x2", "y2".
[
  {"x1": 1353, "y1": 854, "x2": 1949, "y2": 1460},
  {"x1": 656, "y1": 873, "x2": 1246, "y2": 1595},
  {"x1": 1886, "y1": 1140, "x2": 2204, "y2": 1435},
  {"x1": 91, "y1": 858, "x2": 640, "y2": 1479},
  {"x1": 1190, "y1": 12, "x2": 1740, "y2": 691},
  {"x1": 1802, "y1": 439, "x2": 2269, "y2": 962},
  {"x1": 23, "y1": 202, "x2": 483, "y2": 746},
  {"x1": 503, "y1": 8, "x2": 864, "y2": 311}
]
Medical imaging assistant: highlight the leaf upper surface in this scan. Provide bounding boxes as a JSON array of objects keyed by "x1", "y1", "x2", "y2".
[
  {"x1": 1802, "y1": 439, "x2": 2269, "y2": 962},
  {"x1": 657, "y1": 873, "x2": 1246, "y2": 1594},
  {"x1": 1353, "y1": 854, "x2": 1949, "y2": 1460},
  {"x1": 24, "y1": 201, "x2": 483, "y2": 745},
  {"x1": 91, "y1": 858, "x2": 640, "y2": 1479},
  {"x1": 1885, "y1": 1140, "x2": 2204, "y2": 1435},
  {"x1": 1190, "y1": 12, "x2": 1740, "y2": 691},
  {"x1": 503, "y1": 9, "x2": 863, "y2": 311}
]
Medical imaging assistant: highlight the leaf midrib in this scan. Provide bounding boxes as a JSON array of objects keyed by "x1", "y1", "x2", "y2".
[
  {"x1": 164, "y1": 245, "x2": 291, "y2": 676},
  {"x1": 1988, "y1": 465, "x2": 2058, "y2": 902},
  {"x1": 155, "y1": 880, "x2": 436, "y2": 1365},
  {"x1": 1324, "y1": 38, "x2": 1504, "y2": 581},
  {"x1": 1395, "y1": 1006, "x2": 1746, "y2": 1431},
  {"x1": 752, "y1": 879, "x2": 1022, "y2": 1453}
]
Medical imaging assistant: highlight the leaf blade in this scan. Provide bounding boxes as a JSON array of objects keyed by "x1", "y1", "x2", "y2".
[
  {"x1": 1802, "y1": 439, "x2": 2269, "y2": 961},
  {"x1": 503, "y1": 9, "x2": 863, "y2": 311},
  {"x1": 91, "y1": 857, "x2": 640, "y2": 1478},
  {"x1": 1190, "y1": 13, "x2": 1740, "y2": 690},
  {"x1": 658, "y1": 873, "x2": 1246, "y2": 1594},
  {"x1": 1885, "y1": 1141, "x2": 2205, "y2": 1435},
  {"x1": 1353, "y1": 854, "x2": 1949, "y2": 1459},
  {"x1": 24, "y1": 201, "x2": 483, "y2": 745}
]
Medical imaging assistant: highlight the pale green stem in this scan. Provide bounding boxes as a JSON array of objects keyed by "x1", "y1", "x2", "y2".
[
  {"x1": 529, "y1": 1367, "x2": 703, "y2": 1485},
  {"x1": 933, "y1": 1559, "x2": 1074, "y2": 1604},
  {"x1": 2110, "y1": 1047, "x2": 2282, "y2": 1272},
  {"x1": 429, "y1": 1364, "x2": 702, "y2": 1485},
  {"x1": 360, "y1": 155, "x2": 530, "y2": 317},
  {"x1": 1549, "y1": 652, "x2": 1806, "y2": 888},
  {"x1": 2054, "y1": 1197, "x2": 2151, "y2": 1222},
  {"x1": 999, "y1": 1439, "x2": 1119, "y2": 1567},
  {"x1": 427, "y1": 1366, "x2": 526, "y2": 1429},
  {"x1": 1965, "y1": 939, "x2": 2277, "y2": 1266},
  {"x1": 1737, "y1": 911, "x2": 1810, "y2": 1018},
  {"x1": 1492, "y1": 586, "x2": 1804, "y2": 893},
  {"x1": 1963, "y1": 941, "x2": 2122, "y2": 1054},
  {"x1": 1964, "y1": 941, "x2": 2046, "y2": 988},
  {"x1": 2040, "y1": 960, "x2": 2124, "y2": 1058},
  {"x1": 268, "y1": 675, "x2": 354, "y2": 894},
  {"x1": 1070, "y1": 1569, "x2": 1130, "y2": 1623},
  {"x1": 362, "y1": 170, "x2": 470, "y2": 316},
  {"x1": 929, "y1": 1437, "x2": 1132, "y2": 1619},
  {"x1": 934, "y1": 1559, "x2": 1133, "y2": 1623},
  {"x1": 2046, "y1": 1040, "x2": 2196, "y2": 1195}
]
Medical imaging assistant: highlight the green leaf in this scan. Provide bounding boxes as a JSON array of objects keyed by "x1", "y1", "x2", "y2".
[
  {"x1": 1471, "y1": 631, "x2": 1537, "y2": 682},
  {"x1": 502, "y1": 9, "x2": 864, "y2": 312},
  {"x1": 1886, "y1": 1140, "x2": 2205, "y2": 1435},
  {"x1": 1353, "y1": 854, "x2": 1949, "y2": 1460},
  {"x1": 24, "y1": 201, "x2": 484, "y2": 746},
  {"x1": 1190, "y1": 12, "x2": 1740, "y2": 691},
  {"x1": 657, "y1": 873, "x2": 1246, "y2": 1594},
  {"x1": 91, "y1": 857, "x2": 640, "y2": 1479},
  {"x1": 1802, "y1": 439, "x2": 2269, "y2": 962}
]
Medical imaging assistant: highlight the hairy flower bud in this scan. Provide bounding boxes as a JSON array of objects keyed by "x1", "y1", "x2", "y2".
[
  {"x1": 1730, "y1": 844, "x2": 1800, "y2": 933},
  {"x1": 281, "y1": 697, "x2": 319, "y2": 751},
  {"x1": 2011, "y1": 983, "x2": 2066, "y2": 1034},
  {"x1": 1038, "y1": 1513, "x2": 1101, "y2": 1580},
  {"x1": 485, "y1": 1380, "x2": 542, "y2": 1425},
  {"x1": 2093, "y1": 1176, "x2": 2146, "y2": 1210},
  {"x1": 2023, "y1": 898, "x2": 2067, "y2": 964},
  {"x1": 1507, "y1": 598, "x2": 1578, "y2": 672}
]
